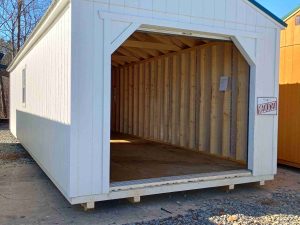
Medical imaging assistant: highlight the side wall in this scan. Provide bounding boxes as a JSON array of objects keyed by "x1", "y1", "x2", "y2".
[
  {"x1": 278, "y1": 11, "x2": 300, "y2": 168},
  {"x1": 111, "y1": 42, "x2": 250, "y2": 162},
  {"x1": 10, "y1": 6, "x2": 71, "y2": 197}
]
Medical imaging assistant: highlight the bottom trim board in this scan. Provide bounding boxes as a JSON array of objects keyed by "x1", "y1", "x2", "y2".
[{"x1": 69, "y1": 172, "x2": 274, "y2": 205}]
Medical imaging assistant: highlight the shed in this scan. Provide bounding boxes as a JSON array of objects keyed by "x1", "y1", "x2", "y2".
[
  {"x1": 279, "y1": 6, "x2": 300, "y2": 168},
  {"x1": 7, "y1": 0, "x2": 286, "y2": 209}
]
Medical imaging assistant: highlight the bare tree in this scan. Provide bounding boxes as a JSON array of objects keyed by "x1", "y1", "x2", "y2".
[
  {"x1": 0, "y1": 0, "x2": 52, "y2": 60},
  {"x1": 0, "y1": 0, "x2": 51, "y2": 118}
]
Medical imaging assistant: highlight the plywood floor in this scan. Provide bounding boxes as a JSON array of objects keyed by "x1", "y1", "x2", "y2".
[{"x1": 110, "y1": 133, "x2": 246, "y2": 183}]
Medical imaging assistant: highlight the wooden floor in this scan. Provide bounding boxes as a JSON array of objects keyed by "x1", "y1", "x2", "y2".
[{"x1": 110, "y1": 133, "x2": 246, "y2": 183}]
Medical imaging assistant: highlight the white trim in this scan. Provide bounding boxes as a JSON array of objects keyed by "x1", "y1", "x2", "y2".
[
  {"x1": 96, "y1": 10, "x2": 260, "y2": 39},
  {"x1": 102, "y1": 18, "x2": 111, "y2": 194},
  {"x1": 138, "y1": 26, "x2": 231, "y2": 41},
  {"x1": 110, "y1": 22, "x2": 141, "y2": 54},
  {"x1": 69, "y1": 172, "x2": 273, "y2": 205}
]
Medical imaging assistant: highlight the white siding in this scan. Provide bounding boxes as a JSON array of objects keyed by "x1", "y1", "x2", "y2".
[
  {"x1": 10, "y1": 0, "x2": 282, "y2": 202},
  {"x1": 10, "y1": 6, "x2": 71, "y2": 197}
]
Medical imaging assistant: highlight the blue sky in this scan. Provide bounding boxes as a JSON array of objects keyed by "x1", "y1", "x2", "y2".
[{"x1": 256, "y1": 0, "x2": 300, "y2": 19}]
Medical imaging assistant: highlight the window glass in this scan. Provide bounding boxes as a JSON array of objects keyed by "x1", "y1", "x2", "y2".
[{"x1": 296, "y1": 16, "x2": 300, "y2": 26}]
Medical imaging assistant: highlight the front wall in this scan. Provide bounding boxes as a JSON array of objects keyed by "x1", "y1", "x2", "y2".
[
  {"x1": 10, "y1": 6, "x2": 71, "y2": 197},
  {"x1": 71, "y1": 0, "x2": 281, "y2": 197}
]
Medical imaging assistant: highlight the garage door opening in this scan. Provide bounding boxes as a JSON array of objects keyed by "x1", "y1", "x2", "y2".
[{"x1": 110, "y1": 31, "x2": 250, "y2": 185}]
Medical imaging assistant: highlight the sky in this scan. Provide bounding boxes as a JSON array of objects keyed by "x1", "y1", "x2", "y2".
[{"x1": 256, "y1": 0, "x2": 300, "y2": 19}]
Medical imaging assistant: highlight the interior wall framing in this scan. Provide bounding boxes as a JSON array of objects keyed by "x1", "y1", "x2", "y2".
[{"x1": 111, "y1": 42, "x2": 250, "y2": 163}]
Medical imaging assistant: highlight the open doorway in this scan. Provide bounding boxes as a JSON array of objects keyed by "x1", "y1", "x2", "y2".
[{"x1": 110, "y1": 31, "x2": 249, "y2": 184}]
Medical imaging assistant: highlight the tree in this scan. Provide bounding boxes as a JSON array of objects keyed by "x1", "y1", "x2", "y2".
[
  {"x1": 0, "y1": 0, "x2": 52, "y2": 62},
  {"x1": 0, "y1": 0, "x2": 51, "y2": 118}
]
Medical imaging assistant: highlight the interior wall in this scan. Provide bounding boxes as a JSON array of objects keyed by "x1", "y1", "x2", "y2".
[{"x1": 111, "y1": 42, "x2": 249, "y2": 162}]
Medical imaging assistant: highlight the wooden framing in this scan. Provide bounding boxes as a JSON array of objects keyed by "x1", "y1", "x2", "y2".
[{"x1": 111, "y1": 41, "x2": 250, "y2": 162}]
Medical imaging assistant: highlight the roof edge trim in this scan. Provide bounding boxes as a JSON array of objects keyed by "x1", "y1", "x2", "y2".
[
  {"x1": 283, "y1": 5, "x2": 300, "y2": 21},
  {"x1": 248, "y1": 0, "x2": 287, "y2": 28}
]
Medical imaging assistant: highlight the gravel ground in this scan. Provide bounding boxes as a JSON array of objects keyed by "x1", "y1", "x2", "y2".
[
  {"x1": 0, "y1": 123, "x2": 33, "y2": 165},
  {"x1": 0, "y1": 122, "x2": 299, "y2": 225},
  {"x1": 126, "y1": 191, "x2": 300, "y2": 225}
]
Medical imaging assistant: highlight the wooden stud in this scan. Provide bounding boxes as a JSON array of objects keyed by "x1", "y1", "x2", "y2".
[
  {"x1": 179, "y1": 52, "x2": 189, "y2": 147},
  {"x1": 128, "y1": 66, "x2": 133, "y2": 134},
  {"x1": 133, "y1": 64, "x2": 139, "y2": 136},
  {"x1": 150, "y1": 61, "x2": 156, "y2": 139},
  {"x1": 157, "y1": 58, "x2": 163, "y2": 140},
  {"x1": 124, "y1": 67, "x2": 129, "y2": 133},
  {"x1": 163, "y1": 57, "x2": 170, "y2": 143},
  {"x1": 199, "y1": 48, "x2": 211, "y2": 152},
  {"x1": 123, "y1": 40, "x2": 181, "y2": 51},
  {"x1": 171, "y1": 55, "x2": 179, "y2": 146},
  {"x1": 138, "y1": 63, "x2": 145, "y2": 137},
  {"x1": 210, "y1": 45, "x2": 224, "y2": 156},
  {"x1": 144, "y1": 62, "x2": 150, "y2": 138},
  {"x1": 236, "y1": 53, "x2": 249, "y2": 162},
  {"x1": 230, "y1": 47, "x2": 238, "y2": 159},
  {"x1": 222, "y1": 43, "x2": 233, "y2": 157},
  {"x1": 119, "y1": 68, "x2": 124, "y2": 132},
  {"x1": 189, "y1": 50, "x2": 196, "y2": 149}
]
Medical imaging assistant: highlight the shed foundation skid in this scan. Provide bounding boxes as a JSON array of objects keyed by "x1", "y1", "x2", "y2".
[{"x1": 8, "y1": 0, "x2": 284, "y2": 208}]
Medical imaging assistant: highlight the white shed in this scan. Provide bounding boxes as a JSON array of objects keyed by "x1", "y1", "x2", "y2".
[{"x1": 8, "y1": 0, "x2": 286, "y2": 209}]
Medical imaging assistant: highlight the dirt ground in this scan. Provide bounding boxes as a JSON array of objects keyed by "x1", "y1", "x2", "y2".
[{"x1": 0, "y1": 123, "x2": 299, "y2": 225}]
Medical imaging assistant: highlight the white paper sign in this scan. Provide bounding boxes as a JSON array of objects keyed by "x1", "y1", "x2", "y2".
[
  {"x1": 219, "y1": 76, "x2": 229, "y2": 91},
  {"x1": 257, "y1": 97, "x2": 277, "y2": 115}
]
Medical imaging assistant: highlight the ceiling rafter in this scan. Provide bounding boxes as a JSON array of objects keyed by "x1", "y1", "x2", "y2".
[{"x1": 123, "y1": 40, "x2": 181, "y2": 51}]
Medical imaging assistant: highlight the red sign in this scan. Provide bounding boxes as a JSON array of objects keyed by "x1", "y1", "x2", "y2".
[{"x1": 257, "y1": 98, "x2": 277, "y2": 115}]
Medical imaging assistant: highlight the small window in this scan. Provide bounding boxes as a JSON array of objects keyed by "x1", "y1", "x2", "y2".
[
  {"x1": 22, "y1": 68, "x2": 26, "y2": 105},
  {"x1": 296, "y1": 16, "x2": 300, "y2": 26}
]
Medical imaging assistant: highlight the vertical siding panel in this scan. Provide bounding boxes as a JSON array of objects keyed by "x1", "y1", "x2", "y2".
[
  {"x1": 144, "y1": 62, "x2": 150, "y2": 138},
  {"x1": 189, "y1": 50, "x2": 196, "y2": 149},
  {"x1": 124, "y1": 67, "x2": 129, "y2": 133},
  {"x1": 128, "y1": 66, "x2": 133, "y2": 134},
  {"x1": 119, "y1": 68, "x2": 124, "y2": 133},
  {"x1": 150, "y1": 61, "x2": 156, "y2": 139},
  {"x1": 236, "y1": 53, "x2": 250, "y2": 162},
  {"x1": 163, "y1": 57, "x2": 170, "y2": 143},
  {"x1": 210, "y1": 45, "x2": 224, "y2": 155},
  {"x1": 138, "y1": 63, "x2": 145, "y2": 137},
  {"x1": 230, "y1": 47, "x2": 238, "y2": 159},
  {"x1": 157, "y1": 58, "x2": 163, "y2": 140},
  {"x1": 199, "y1": 47, "x2": 212, "y2": 152},
  {"x1": 133, "y1": 64, "x2": 139, "y2": 136},
  {"x1": 171, "y1": 55, "x2": 179, "y2": 145},
  {"x1": 222, "y1": 44, "x2": 232, "y2": 157}
]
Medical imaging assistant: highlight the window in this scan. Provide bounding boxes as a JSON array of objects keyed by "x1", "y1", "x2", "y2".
[
  {"x1": 22, "y1": 68, "x2": 26, "y2": 105},
  {"x1": 296, "y1": 16, "x2": 300, "y2": 26}
]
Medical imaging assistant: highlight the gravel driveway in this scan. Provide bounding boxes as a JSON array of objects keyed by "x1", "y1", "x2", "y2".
[{"x1": 0, "y1": 122, "x2": 299, "y2": 225}]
